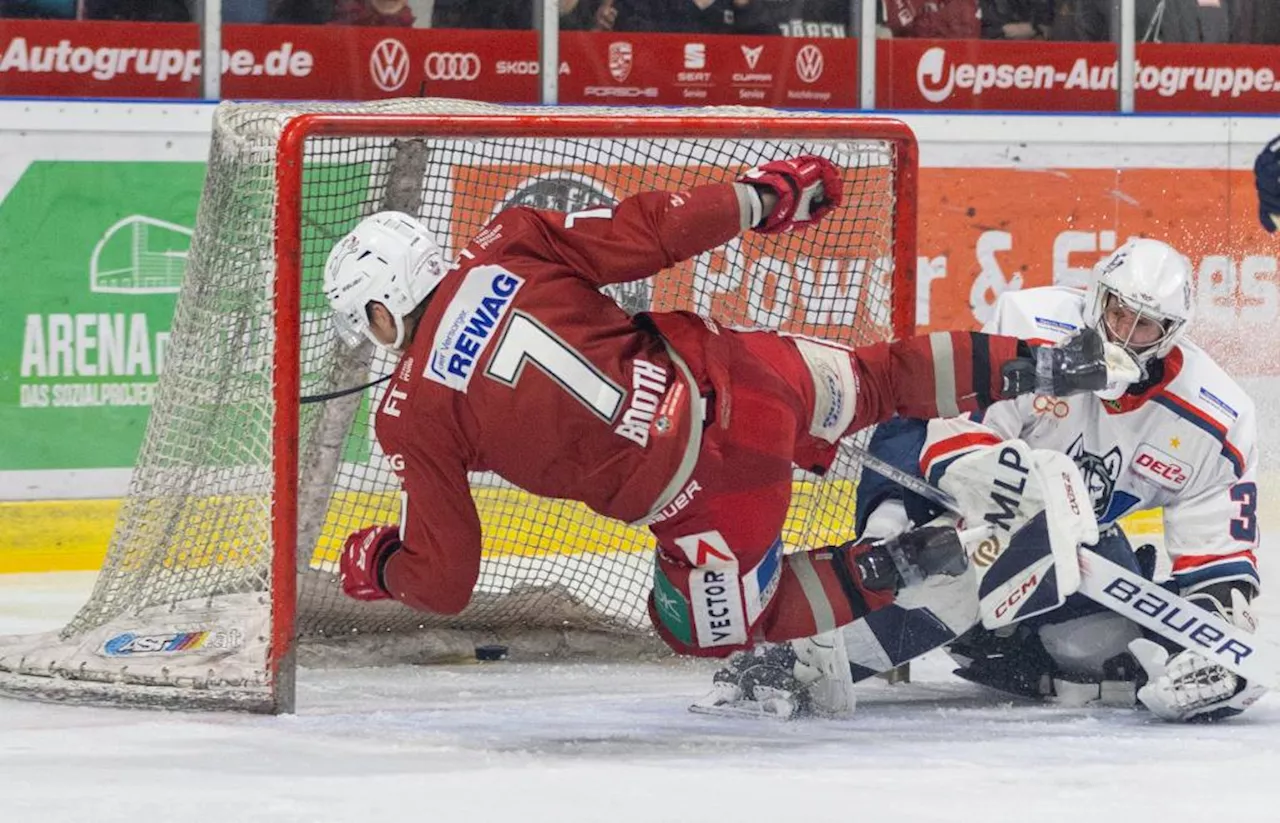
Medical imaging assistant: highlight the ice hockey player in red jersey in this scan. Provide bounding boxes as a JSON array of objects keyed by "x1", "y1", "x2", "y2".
[{"x1": 323, "y1": 155, "x2": 1123, "y2": 659}]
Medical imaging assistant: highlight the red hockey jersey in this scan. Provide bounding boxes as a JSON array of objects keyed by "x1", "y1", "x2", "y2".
[
  {"x1": 371, "y1": 182, "x2": 1026, "y2": 615},
  {"x1": 374, "y1": 184, "x2": 741, "y2": 613}
]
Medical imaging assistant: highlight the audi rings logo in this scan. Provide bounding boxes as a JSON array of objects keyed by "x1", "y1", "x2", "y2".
[
  {"x1": 425, "y1": 52, "x2": 481, "y2": 82},
  {"x1": 369, "y1": 39, "x2": 409, "y2": 92},
  {"x1": 917, "y1": 46, "x2": 955, "y2": 103},
  {"x1": 795, "y1": 44, "x2": 824, "y2": 84},
  {"x1": 1033, "y1": 395, "x2": 1070, "y2": 418}
]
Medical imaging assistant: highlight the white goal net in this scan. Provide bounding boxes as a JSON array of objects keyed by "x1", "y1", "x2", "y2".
[{"x1": 0, "y1": 99, "x2": 917, "y2": 712}]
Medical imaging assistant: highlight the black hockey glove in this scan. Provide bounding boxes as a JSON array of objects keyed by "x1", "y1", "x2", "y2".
[
  {"x1": 852, "y1": 526, "x2": 968, "y2": 593},
  {"x1": 1000, "y1": 328, "x2": 1122, "y2": 398}
]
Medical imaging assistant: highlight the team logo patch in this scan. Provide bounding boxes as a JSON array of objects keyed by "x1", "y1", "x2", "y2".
[
  {"x1": 1132, "y1": 443, "x2": 1193, "y2": 490},
  {"x1": 425, "y1": 266, "x2": 524, "y2": 392},
  {"x1": 1067, "y1": 435, "x2": 1123, "y2": 519}
]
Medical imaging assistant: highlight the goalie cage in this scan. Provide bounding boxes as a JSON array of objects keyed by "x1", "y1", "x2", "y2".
[{"x1": 0, "y1": 100, "x2": 918, "y2": 713}]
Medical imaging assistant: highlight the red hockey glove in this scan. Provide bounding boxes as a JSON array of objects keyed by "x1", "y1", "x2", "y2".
[
  {"x1": 737, "y1": 155, "x2": 843, "y2": 234},
  {"x1": 340, "y1": 525, "x2": 401, "y2": 601}
]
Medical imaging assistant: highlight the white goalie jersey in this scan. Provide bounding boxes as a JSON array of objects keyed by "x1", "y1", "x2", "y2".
[{"x1": 922, "y1": 286, "x2": 1260, "y2": 599}]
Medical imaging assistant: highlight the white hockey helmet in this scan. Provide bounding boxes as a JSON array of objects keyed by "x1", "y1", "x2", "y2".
[
  {"x1": 324, "y1": 211, "x2": 446, "y2": 350},
  {"x1": 1083, "y1": 238, "x2": 1194, "y2": 396}
]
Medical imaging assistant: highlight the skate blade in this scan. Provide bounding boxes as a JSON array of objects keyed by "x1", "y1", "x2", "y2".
[{"x1": 688, "y1": 701, "x2": 798, "y2": 721}]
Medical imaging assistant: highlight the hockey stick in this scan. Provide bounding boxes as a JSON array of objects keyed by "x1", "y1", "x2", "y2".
[
  {"x1": 849, "y1": 442, "x2": 1280, "y2": 691},
  {"x1": 300, "y1": 373, "x2": 391, "y2": 405}
]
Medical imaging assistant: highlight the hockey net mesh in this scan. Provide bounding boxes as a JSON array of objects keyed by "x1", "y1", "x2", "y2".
[{"x1": 4, "y1": 99, "x2": 910, "y2": 699}]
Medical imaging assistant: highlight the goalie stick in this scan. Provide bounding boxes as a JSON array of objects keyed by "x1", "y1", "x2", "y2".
[{"x1": 848, "y1": 442, "x2": 1280, "y2": 691}]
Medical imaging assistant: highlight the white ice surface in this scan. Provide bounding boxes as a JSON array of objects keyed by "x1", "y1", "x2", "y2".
[{"x1": 2, "y1": 572, "x2": 1279, "y2": 823}]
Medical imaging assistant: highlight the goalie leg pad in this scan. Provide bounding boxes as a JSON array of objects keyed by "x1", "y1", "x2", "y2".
[{"x1": 936, "y1": 441, "x2": 1097, "y2": 628}]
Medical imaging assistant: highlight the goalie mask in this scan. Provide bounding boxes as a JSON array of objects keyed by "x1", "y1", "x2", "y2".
[
  {"x1": 324, "y1": 211, "x2": 446, "y2": 350},
  {"x1": 1083, "y1": 238, "x2": 1194, "y2": 400}
]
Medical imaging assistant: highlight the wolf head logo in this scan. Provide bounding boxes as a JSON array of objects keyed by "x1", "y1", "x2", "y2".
[{"x1": 1067, "y1": 435, "x2": 1123, "y2": 519}]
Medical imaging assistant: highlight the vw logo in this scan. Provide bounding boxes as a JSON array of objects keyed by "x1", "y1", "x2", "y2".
[
  {"x1": 425, "y1": 52, "x2": 481, "y2": 82},
  {"x1": 795, "y1": 44, "x2": 824, "y2": 84},
  {"x1": 369, "y1": 38, "x2": 409, "y2": 92}
]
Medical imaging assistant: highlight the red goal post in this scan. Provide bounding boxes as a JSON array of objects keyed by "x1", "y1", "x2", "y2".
[{"x1": 1, "y1": 101, "x2": 918, "y2": 713}]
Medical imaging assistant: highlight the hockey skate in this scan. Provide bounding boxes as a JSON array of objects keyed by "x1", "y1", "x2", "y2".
[{"x1": 690, "y1": 632, "x2": 857, "y2": 720}]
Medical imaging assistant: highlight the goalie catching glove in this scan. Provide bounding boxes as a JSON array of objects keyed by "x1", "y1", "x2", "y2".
[
  {"x1": 737, "y1": 155, "x2": 843, "y2": 234},
  {"x1": 1129, "y1": 588, "x2": 1267, "y2": 722}
]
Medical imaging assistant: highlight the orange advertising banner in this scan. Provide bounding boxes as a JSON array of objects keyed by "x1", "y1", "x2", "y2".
[
  {"x1": 448, "y1": 161, "x2": 1272, "y2": 375},
  {"x1": 449, "y1": 161, "x2": 899, "y2": 345},
  {"x1": 915, "y1": 168, "x2": 1275, "y2": 376}
]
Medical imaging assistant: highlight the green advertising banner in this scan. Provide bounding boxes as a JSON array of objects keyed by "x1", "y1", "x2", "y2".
[{"x1": 0, "y1": 161, "x2": 204, "y2": 471}]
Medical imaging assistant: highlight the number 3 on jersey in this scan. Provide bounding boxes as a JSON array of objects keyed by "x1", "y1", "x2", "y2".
[
  {"x1": 486, "y1": 311, "x2": 624, "y2": 422},
  {"x1": 1230, "y1": 481, "x2": 1258, "y2": 543}
]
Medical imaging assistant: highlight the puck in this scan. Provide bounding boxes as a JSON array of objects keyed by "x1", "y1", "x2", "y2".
[{"x1": 475, "y1": 644, "x2": 508, "y2": 662}]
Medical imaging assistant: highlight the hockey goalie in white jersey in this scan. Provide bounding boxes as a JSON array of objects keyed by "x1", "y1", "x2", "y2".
[{"x1": 698, "y1": 238, "x2": 1265, "y2": 723}]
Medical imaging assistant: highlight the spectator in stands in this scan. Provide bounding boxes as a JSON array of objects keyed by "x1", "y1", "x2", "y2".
[
  {"x1": 646, "y1": 0, "x2": 738, "y2": 34},
  {"x1": 432, "y1": 0, "x2": 648, "y2": 30},
  {"x1": 1232, "y1": 1, "x2": 1280, "y2": 42},
  {"x1": 329, "y1": 0, "x2": 414, "y2": 25},
  {"x1": 1146, "y1": 0, "x2": 1229, "y2": 42},
  {"x1": 82, "y1": 0, "x2": 191, "y2": 19},
  {"x1": 654, "y1": 0, "x2": 849, "y2": 36},
  {"x1": 981, "y1": 0, "x2": 1054, "y2": 38},
  {"x1": 0, "y1": 0, "x2": 74, "y2": 16},
  {"x1": 881, "y1": 0, "x2": 981, "y2": 37},
  {"x1": 1050, "y1": 0, "x2": 1231, "y2": 42},
  {"x1": 738, "y1": 0, "x2": 851, "y2": 37}
]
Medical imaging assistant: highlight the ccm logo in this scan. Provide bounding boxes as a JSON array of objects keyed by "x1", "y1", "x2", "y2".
[
  {"x1": 1133, "y1": 446, "x2": 1190, "y2": 488},
  {"x1": 994, "y1": 573, "x2": 1038, "y2": 620}
]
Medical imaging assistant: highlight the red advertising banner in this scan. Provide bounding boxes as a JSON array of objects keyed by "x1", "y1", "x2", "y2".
[
  {"x1": 0, "y1": 21, "x2": 855, "y2": 107},
  {"x1": 556, "y1": 32, "x2": 856, "y2": 108},
  {"x1": 881, "y1": 38, "x2": 1280, "y2": 113},
  {"x1": 4, "y1": 21, "x2": 1277, "y2": 113}
]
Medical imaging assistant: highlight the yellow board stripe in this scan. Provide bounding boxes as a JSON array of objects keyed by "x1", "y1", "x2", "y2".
[
  {"x1": 0, "y1": 493, "x2": 1165, "y2": 575},
  {"x1": 0, "y1": 499, "x2": 120, "y2": 573}
]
